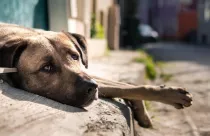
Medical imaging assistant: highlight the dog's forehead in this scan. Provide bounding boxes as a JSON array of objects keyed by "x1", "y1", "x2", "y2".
[
  {"x1": 43, "y1": 32, "x2": 78, "y2": 52},
  {"x1": 26, "y1": 36, "x2": 53, "y2": 52}
]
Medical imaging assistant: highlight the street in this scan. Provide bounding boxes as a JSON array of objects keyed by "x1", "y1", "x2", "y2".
[{"x1": 136, "y1": 43, "x2": 210, "y2": 136}]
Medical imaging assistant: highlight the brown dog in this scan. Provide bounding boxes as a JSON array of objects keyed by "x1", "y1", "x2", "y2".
[{"x1": 0, "y1": 23, "x2": 193, "y2": 128}]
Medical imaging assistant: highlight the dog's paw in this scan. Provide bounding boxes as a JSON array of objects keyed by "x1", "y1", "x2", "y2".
[{"x1": 158, "y1": 86, "x2": 193, "y2": 109}]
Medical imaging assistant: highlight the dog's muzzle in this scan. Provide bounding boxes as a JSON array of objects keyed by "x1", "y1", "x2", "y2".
[{"x1": 73, "y1": 75, "x2": 99, "y2": 107}]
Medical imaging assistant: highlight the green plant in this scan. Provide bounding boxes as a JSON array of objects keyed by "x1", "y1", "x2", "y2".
[
  {"x1": 134, "y1": 50, "x2": 157, "y2": 80},
  {"x1": 90, "y1": 14, "x2": 105, "y2": 39},
  {"x1": 156, "y1": 61, "x2": 173, "y2": 82},
  {"x1": 156, "y1": 61, "x2": 166, "y2": 68},
  {"x1": 91, "y1": 14, "x2": 96, "y2": 38},
  {"x1": 95, "y1": 22, "x2": 105, "y2": 39},
  {"x1": 144, "y1": 101, "x2": 152, "y2": 111},
  {"x1": 160, "y1": 73, "x2": 173, "y2": 82}
]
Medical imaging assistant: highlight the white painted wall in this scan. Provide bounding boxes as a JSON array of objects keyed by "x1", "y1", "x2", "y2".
[{"x1": 48, "y1": 0, "x2": 68, "y2": 31}]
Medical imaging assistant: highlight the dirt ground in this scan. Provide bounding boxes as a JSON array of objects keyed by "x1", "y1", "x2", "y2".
[{"x1": 136, "y1": 43, "x2": 210, "y2": 136}]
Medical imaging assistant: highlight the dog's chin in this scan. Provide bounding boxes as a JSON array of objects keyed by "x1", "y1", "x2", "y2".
[
  {"x1": 80, "y1": 88, "x2": 99, "y2": 107},
  {"x1": 81, "y1": 97, "x2": 95, "y2": 107}
]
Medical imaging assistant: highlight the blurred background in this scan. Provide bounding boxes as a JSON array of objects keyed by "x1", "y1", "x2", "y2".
[
  {"x1": 0, "y1": 0, "x2": 207, "y2": 50},
  {"x1": 0, "y1": 0, "x2": 210, "y2": 136}
]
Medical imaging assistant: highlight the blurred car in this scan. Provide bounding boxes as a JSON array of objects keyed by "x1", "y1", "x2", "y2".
[{"x1": 138, "y1": 24, "x2": 159, "y2": 43}]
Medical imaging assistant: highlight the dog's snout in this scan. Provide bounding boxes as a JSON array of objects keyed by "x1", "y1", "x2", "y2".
[
  {"x1": 73, "y1": 73, "x2": 99, "y2": 107},
  {"x1": 75, "y1": 74, "x2": 98, "y2": 94},
  {"x1": 86, "y1": 79, "x2": 98, "y2": 94}
]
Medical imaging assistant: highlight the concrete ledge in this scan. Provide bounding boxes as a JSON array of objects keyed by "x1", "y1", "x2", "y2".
[
  {"x1": 0, "y1": 51, "x2": 145, "y2": 136},
  {"x1": 0, "y1": 82, "x2": 133, "y2": 136},
  {"x1": 87, "y1": 39, "x2": 107, "y2": 59}
]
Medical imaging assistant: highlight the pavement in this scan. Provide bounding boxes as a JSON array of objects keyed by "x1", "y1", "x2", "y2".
[
  {"x1": 135, "y1": 42, "x2": 210, "y2": 136},
  {"x1": 88, "y1": 51, "x2": 145, "y2": 84}
]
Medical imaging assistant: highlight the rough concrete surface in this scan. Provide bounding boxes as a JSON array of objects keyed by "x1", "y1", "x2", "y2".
[
  {"x1": 0, "y1": 82, "x2": 132, "y2": 136},
  {"x1": 0, "y1": 51, "x2": 145, "y2": 136},
  {"x1": 136, "y1": 43, "x2": 210, "y2": 136}
]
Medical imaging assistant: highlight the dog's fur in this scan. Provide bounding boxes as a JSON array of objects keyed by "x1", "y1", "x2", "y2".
[{"x1": 0, "y1": 23, "x2": 193, "y2": 128}]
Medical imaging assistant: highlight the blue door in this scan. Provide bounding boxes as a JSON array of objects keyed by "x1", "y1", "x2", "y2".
[{"x1": 0, "y1": 0, "x2": 48, "y2": 30}]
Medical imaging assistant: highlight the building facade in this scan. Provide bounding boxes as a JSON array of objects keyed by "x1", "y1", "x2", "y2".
[{"x1": 197, "y1": 0, "x2": 210, "y2": 45}]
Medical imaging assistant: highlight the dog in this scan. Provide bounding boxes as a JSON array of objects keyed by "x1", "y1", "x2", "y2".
[{"x1": 0, "y1": 23, "x2": 193, "y2": 128}]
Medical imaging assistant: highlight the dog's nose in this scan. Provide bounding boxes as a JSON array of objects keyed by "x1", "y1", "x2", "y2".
[
  {"x1": 75, "y1": 75, "x2": 98, "y2": 94},
  {"x1": 73, "y1": 75, "x2": 99, "y2": 107},
  {"x1": 86, "y1": 79, "x2": 98, "y2": 94}
]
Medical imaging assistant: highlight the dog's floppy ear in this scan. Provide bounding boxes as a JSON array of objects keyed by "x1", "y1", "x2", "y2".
[
  {"x1": 0, "y1": 40, "x2": 28, "y2": 68},
  {"x1": 63, "y1": 32, "x2": 88, "y2": 68}
]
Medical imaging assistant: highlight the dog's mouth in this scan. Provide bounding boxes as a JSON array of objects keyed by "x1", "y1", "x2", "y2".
[{"x1": 81, "y1": 88, "x2": 99, "y2": 107}]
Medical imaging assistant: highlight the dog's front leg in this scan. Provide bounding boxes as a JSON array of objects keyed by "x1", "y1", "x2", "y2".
[
  {"x1": 98, "y1": 84, "x2": 192, "y2": 109},
  {"x1": 92, "y1": 76, "x2": 153, "y2": 127},
  {"x1": 93, "y1": 76, "x2": 193, "y2": 108},
  {"x1": 93, "y1": 76, "x2": 192, "y2": 127}
]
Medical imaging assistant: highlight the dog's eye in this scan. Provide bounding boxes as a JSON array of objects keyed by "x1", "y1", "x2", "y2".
[
  {"x1": 71, "y1": 54, "x2": 79, "y2": 60},
  {"x1": 41, "y1": 64, "x2": 55, "y2": 73}
]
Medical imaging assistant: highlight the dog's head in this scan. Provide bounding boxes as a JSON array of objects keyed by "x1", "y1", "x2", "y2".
[{"x1": 0, "y1": 29, "x2": 98, "y2": 107}]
